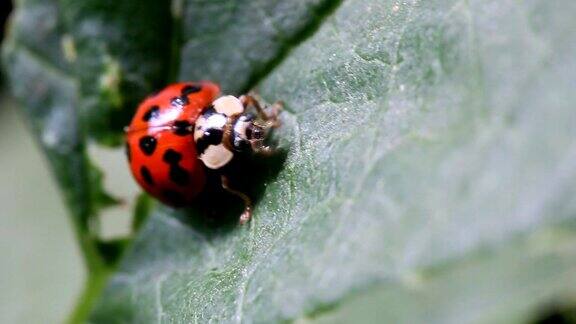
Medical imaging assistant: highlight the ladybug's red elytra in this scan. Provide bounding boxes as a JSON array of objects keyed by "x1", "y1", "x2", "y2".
[{"x1": 125, "y1": 81, "x2": 282, "y2": 224}]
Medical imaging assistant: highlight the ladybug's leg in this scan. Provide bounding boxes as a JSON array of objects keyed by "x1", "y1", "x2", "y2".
[
  {"x1": 265, "y1": 100, "x2": 283, "y2": 128},
  {"x1": 239, "y1": 93, "x2": 267, "y2": 120},
  {"x1": 221, "y1": 175, "x2": 252, "y2": 224},
  {"x1": 240, "y1": 93, "x2": 283, "y2": 128}
]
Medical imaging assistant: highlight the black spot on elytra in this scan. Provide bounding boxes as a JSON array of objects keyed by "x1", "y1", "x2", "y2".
[
  {"x1": 163, "y1": 149, "x2": 190, "y2": 186},
  {"x1": 195, "y1": 128, "x2": 223, "y2": 154},
  {"x1": 125, "y1": 142, "x2": 131, "y2": 162},
  {"x1": 173, "y1": 120, "x2": 193, "y2": 136},
  {"x1": 169, "y1": 166, "x2": 189, "y2": 186},
  {"x1": 181, "y1": 84, "x2": 202, "y2": 95},
  {"x1": 140, "y1": 166, "x2": 154, "y2": 186},
  {"x1": 142, "y1": 105, "x2": 160, "y2": 122},
  {"x1": 139, "y1": 136, "x2": 157, "y2": 156},
  {"x1": 162, "y1": 190, "x2": 186, "y2": 206},
  {"x1": 163, "y1": 149, "x2": 182, "y2": 164},
  {"x1": 171, "y1": 95, "x2": 189, "y2": 107}
]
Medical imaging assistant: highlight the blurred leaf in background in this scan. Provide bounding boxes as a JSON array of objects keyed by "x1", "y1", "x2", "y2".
[
  {"x1": 3, "y1": 0, "x2": 576, "y2": 323},
  {"x1": 1, "y1": 1, "x2": 84, "y2": 323},
  {"x1": 0, "y1": 90, "x2": 83, "y2": 322}
]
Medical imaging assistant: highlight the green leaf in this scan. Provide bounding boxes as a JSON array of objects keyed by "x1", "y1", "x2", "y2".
[
  {"x1": 2, "y1": 0, "x2": 117, "y2": 271},
  {"x1": 58, "y1": 0, "x2": 173, "y2": 144},
  {"x1": 4, "y1": 0, "x2": 576, "y2": 322},
  {"x1": 176, "y1": 0, "x2": 342, "y2": 93}
]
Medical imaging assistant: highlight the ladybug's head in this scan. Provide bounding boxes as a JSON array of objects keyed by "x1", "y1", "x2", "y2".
[{"x1": 230, "y1": 113, "x2": 269, "y2": 153}]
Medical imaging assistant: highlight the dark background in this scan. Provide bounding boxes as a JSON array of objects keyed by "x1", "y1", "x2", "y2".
[{"x1": 1, "y1": 1, "x2": 12, "y2": 39}]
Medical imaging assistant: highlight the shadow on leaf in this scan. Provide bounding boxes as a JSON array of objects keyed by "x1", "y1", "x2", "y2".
[{"x1": 173, "y1": 147, "x2": 288, "y2": 236}]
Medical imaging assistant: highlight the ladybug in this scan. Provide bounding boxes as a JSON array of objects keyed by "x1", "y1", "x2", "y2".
[{"x1": 125, "y1": 81, "x2": 281, "y2": 224}]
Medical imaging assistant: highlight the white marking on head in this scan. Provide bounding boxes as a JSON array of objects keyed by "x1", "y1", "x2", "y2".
[
  {"x1": 200, "y1": 144, "x2": 234, "y2": 169},
  {"x1": 213, "y1": 95, "x2": 244, "y2": 116},
  {"x1": 233, "y1": 115, "x2": 251, "y2": 140}
]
